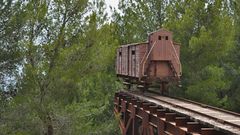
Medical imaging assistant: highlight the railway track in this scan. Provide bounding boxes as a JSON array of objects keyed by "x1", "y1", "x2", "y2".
[{"x1": 114, "y1": 90, "x2": 240, "y2": 135}]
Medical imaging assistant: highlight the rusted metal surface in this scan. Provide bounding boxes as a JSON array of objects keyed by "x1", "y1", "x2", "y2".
[
  {"x1": 114, "y1": 91, "x2": 240, "y2": 135},
  {"x1": 148, "y1": 29, "x2": 173, "y2": 61},
  {"x1": 116, "y1": 43, "x2": 147, "y2": 78}
]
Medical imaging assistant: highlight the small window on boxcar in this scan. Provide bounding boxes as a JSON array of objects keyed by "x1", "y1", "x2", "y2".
[
  {"x1": 158, "y1": 36, "x2": 161, "y2": 40},
  {"x1": 166, "y1": 36, "x2": 168, "y2": 40},
  {"x1": 119, "y1": 52, "x2": 122, "y2": 56},
  {"x1": 132, "y1": 50, "x2": 135, "y2": 55}
]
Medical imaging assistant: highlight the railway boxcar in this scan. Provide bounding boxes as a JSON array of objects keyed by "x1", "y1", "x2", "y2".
[{"x1": 116, "y1": 29, "x2": 181, "y2": 93}]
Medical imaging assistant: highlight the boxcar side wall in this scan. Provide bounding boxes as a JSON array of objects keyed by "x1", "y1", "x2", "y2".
[
  {"x1": 123, "y1": 47, "x2": 129, "y2": 76},
  {"x1": 129, "y1": 45, "x2": 136, "y2": 77},
  {"x1": 136, "y1": 44, "x2": 147, "y2": 78},
  {"x1": 128, "y1": 46, "x2": 132, "y2": 77},
  {"x1": 116, "y1": 48, "x2": 121, "y2": 75},
  {"x1": 116, "y1": 43, "x2": 148, "y2": 79}
]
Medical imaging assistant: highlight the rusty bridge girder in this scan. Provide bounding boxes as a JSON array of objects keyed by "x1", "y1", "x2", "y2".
[{"x1": 114, "y1": 92, "x2": 227, "y2": 135}]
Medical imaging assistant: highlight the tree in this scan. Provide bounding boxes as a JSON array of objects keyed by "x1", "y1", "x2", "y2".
[
  {"x1": 113, "y1": 0, "x2": 167, "y2": 44},
  {"x1": 0, "y1": 1, "x2": 22, "y2": 91},
  {"x1": 165, "y1": 0, "x2": 235, "y2": 107},
  {"x1": 1, "y1": 0, "x2": 120, "y2": 134},
  {"x1": 225, "y1": 0, "x2": 240, "y2": 112},
  {"x1": 114, "y1": 0, "x2": 237, "y2": 109},
  {"x1": 0, "y1": 1, "x2": 24, "y2": 130}
]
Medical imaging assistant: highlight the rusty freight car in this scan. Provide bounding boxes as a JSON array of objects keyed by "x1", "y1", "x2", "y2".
[{"x1": 116, "y1": 29, "x2": 181, "y2": 94}]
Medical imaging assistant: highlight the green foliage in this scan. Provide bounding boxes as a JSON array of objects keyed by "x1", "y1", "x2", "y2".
[
  {"x1": 62, "y1": 73, "x2": 121, "y2": 135},
  {"x1": 186, "y1": 66, "x2": 230, "y2": 106},
  {"x1": 113, "y1": 0, "x2": 167, "y2": 44},
  {"x1": 113, "y1": 0, "x2": 239, "y2": 112},
  {"x1": 164, "y1": 0, "x2": 235, "y2": 109},
  {"x1": 2, "y1": 0, "x2": 240, "y2": 135},
  {"x1": 0, "y1": 1, "x2": 23, "y2": 88},
  {"x1": 0, "y1": 0, "x2": 120, "y2": 135}
]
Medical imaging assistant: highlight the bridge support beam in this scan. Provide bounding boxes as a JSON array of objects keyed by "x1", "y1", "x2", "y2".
[{"x1": 114, "y1": 92, "x2": 225, "y2": 135}]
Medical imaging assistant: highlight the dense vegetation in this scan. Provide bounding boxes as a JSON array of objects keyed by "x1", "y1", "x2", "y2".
[
  {"x1": 114, "y1": 0, "x2": 240, "y2": 112},
  {"x1": 0, "y1": 0, "x2": 240, "y2": 134}
]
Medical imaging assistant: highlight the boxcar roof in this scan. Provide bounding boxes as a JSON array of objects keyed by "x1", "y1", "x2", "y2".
[{"x1": 120, "y1": 42, "x2": 148, "y2": 47}]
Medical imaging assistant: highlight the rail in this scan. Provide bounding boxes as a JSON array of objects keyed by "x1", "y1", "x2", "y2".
[{"x1": 115, "y1": 91, "x2": 240, "y2": 135}]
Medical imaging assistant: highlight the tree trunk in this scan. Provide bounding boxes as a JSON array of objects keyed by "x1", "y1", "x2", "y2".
[{"x1": 43, "y1": 114, "x2": 54, "y2": 135}]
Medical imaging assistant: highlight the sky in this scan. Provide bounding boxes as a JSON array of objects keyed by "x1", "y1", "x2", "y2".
[
  {"x1": 105, "y1": 0, "x2": 118, "y2": 8},
  {"x1": 105, "y1": 0, "x2": 119, "y2": 14}
]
